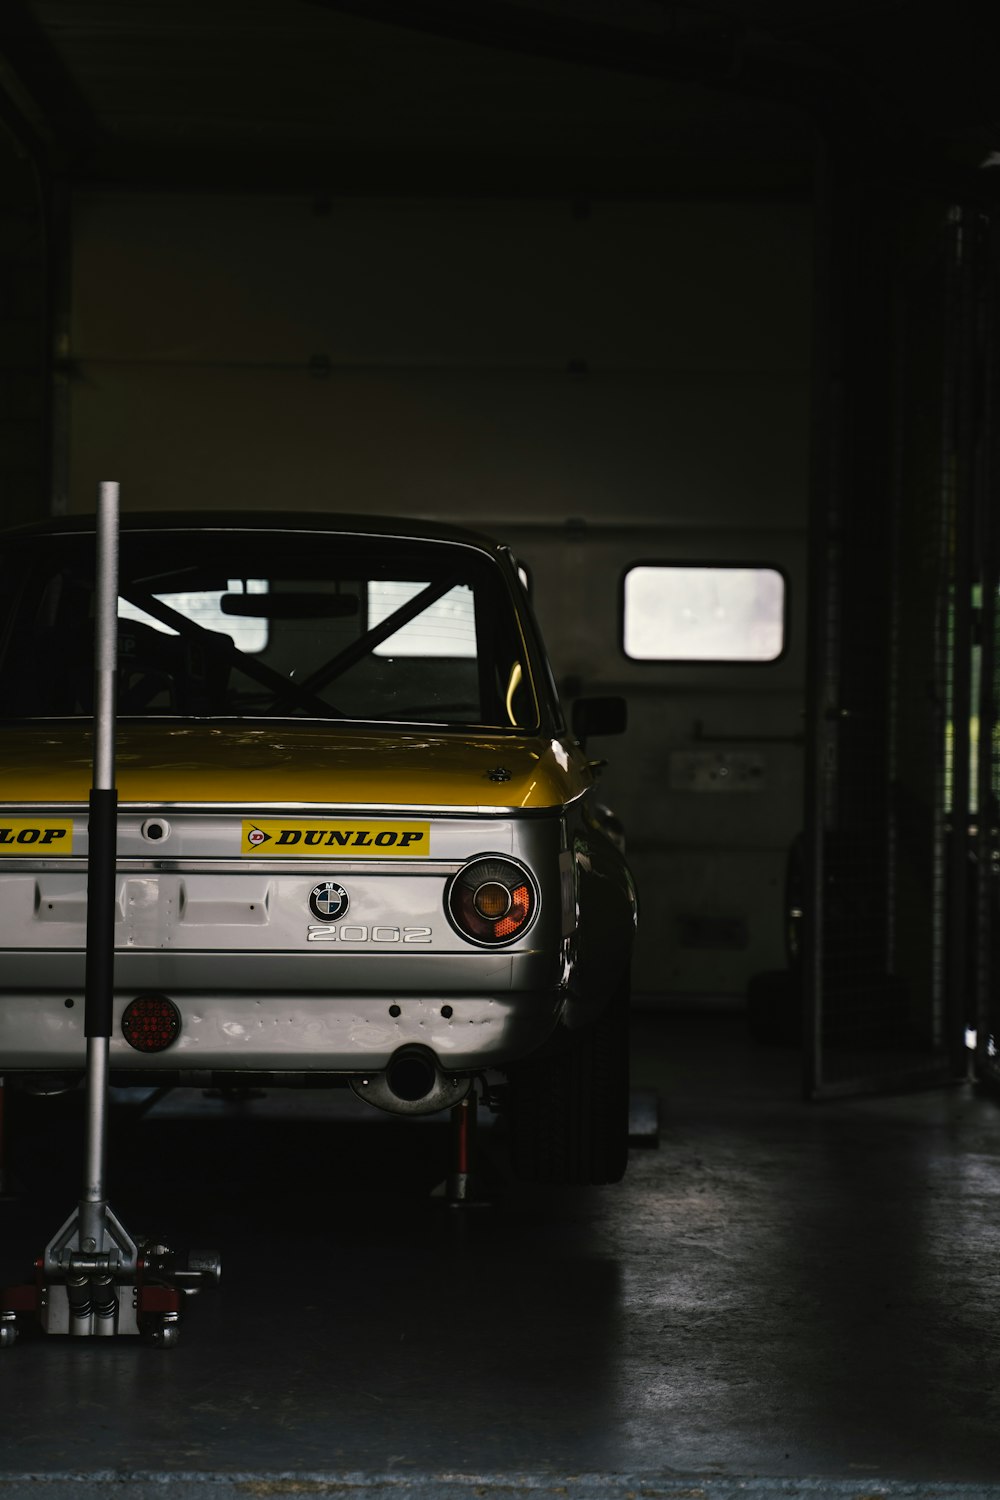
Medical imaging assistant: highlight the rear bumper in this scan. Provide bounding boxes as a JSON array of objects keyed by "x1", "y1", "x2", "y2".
[{"x1": 0, "y1": 987, "x2": 565, "y2": 1073}]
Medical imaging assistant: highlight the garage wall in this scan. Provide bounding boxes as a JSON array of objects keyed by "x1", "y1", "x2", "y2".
[
  {"x1": 0, "y1": 151, "x2": 48, "y2": 528},
  {"x1": 67, "y1": 189, "x2": 812, "y2": 996},
  {"x1": 68, "y1": 192, "x2": 809, "y2": 524}
]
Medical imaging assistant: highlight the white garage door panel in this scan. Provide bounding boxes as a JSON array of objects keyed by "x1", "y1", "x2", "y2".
[
  {"x1": 72, "y1": 194, "x2": 811, "y2": 372},
  {"x1": 70, "y1": 364, "x2": 808, "y2": 525}
]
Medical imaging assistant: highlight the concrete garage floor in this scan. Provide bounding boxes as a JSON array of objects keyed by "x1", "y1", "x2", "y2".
[{"x1": 1, "y1": 1008, "x2": 1000, "y2": 1500}]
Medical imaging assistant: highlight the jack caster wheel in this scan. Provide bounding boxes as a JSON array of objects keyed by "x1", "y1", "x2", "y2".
[
  {"x1": 142, "y1": 1314, "x2": 181, "y2": 1348},
  {"x1": 0, "y1": 1317, "x2": 18, "y2": 1348}
]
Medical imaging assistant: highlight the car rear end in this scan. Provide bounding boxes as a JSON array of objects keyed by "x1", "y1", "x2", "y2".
[
  {"x1": 0, "y1": 515, "x2": 593, "y2": 1110},
  {"x1": 0, "y1": 761, "x2": 574, "y2": 1106},
  {"x1": 0, "y1": 513, "x2": 635, "y2": 1180}
]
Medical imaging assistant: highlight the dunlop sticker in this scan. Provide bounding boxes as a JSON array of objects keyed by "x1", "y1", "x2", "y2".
[
  {"x1": 242, "y1": 819, "x2": 430, "y2": 857},
  {"x1": 0, "y1": 818, "x2": 74, "y2": 854}
]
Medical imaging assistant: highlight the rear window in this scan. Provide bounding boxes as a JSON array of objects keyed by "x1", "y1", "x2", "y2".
[{"x1": 0, "y1": 529, "x2": 538, "y2": 730}]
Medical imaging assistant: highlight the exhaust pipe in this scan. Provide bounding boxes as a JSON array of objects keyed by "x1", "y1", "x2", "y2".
[
  {"x1": 386, "y1": 1046, "x2": 437, "y2": 1102},
  {"x1": 351, "y1": 1046, "x2": 470, "y2": 1117}
]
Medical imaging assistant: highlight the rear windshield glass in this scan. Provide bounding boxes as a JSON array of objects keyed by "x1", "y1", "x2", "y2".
[{"x1": 0, "y1": 529, "x2": 539, "y2": 731}]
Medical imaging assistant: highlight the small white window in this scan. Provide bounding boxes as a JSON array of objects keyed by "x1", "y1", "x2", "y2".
[{"x1": 623, "y1": 565, "x2": 785, "y2": 662}]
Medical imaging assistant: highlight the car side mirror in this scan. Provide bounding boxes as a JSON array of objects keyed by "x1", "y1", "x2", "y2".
[{"x1": 571, "y1": 696, "x2": 627, "y2": 747}]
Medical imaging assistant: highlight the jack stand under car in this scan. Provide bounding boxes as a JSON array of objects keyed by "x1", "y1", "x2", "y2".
[
  {"x1": 0, "y1": 482, "x2": 220, "y2": 1348},
  {"x1": 431, "y1": 1082, "x2": 498, "y2": 1208}
]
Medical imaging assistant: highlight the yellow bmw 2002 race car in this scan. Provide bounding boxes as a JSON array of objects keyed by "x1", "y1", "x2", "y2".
[{"x1": 0, "y1": 513, "x2": 636, "y2": 1183}]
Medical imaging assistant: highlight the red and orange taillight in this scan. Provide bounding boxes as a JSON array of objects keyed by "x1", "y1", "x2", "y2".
[{"x1": 446, "y1": 857, "x2": 537, "y2": 946}]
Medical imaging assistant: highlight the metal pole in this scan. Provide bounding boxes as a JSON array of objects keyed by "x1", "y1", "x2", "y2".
[
  {"x1": 81, "y1": 481, "x2": 119, "y2": 1250},
  {"x1": 92, "y1": 482, "x2": 119, "y2": 795}
]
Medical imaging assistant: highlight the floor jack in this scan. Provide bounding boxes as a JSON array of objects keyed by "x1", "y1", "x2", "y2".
[{"x1": 0, "y1": 483, "x2": 220, "y2": 1349}]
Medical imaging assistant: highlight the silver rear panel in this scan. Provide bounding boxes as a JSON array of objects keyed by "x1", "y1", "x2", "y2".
[{"x1": 0, "y1": 808, "x2": 567, "y2": 1072}]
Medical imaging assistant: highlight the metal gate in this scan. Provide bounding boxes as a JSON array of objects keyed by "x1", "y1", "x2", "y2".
[
  {"x1": 805, "y1": 167, "x2": 994, "y2": 1098},
  {"x1": 973, "y1": 210, "x2": 1000, "y2": 1087}
]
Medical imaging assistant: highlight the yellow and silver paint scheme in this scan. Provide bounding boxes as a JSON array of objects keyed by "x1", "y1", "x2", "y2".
[{"x1": 0, "y1": 724, "x2": 635, "y2": 1079}]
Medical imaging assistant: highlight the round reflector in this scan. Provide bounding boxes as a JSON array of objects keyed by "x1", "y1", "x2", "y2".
[{"x1": 121, "y1": 995, "x2": 181, "y2": 1053}]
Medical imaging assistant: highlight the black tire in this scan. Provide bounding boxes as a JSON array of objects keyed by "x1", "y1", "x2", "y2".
[
  {"x1": 746, "y1": 967, "x2": 801, "y2": 1045},
  {"x1": 506, "y1": 980, "x2": 630, "y2": 1186}
]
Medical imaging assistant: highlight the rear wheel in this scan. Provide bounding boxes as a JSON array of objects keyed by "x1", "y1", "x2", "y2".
[{"x1": 506, "y1": 979, "x2": 630, "y2": 1185}]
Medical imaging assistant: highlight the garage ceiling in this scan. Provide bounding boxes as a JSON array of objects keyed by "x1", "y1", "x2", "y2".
[{"x1": 1, "y1": 0, "x2": 998, "y2": 200}]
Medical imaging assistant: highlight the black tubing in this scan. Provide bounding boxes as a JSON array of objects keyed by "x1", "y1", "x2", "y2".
[{"x1": 84, "y1": 787, "x2": 119, "y2": 1039}]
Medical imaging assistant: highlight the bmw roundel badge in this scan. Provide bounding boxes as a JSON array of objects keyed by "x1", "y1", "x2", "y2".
[{"x1": 308, "y1": 881, "x2": 350, "y2": 922}]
